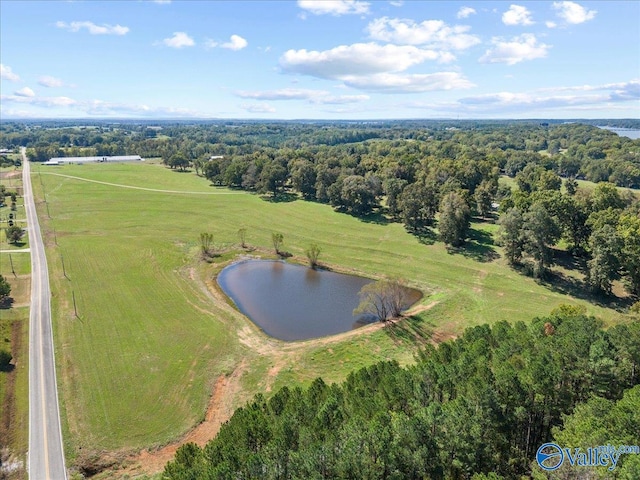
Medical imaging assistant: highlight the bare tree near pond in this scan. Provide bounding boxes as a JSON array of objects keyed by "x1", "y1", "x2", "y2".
[
  {"x1": 238, "y1": 227, "x2": 247, "y2": 248},
  {"x1": 272, "y1": 232, "x2": 284, "y2": 255},
  {"x1": 305, "y1": 243, "x2": 321, "y2": 268},
  {"x1": 353, "y1": 278, "x2": 409, "y2": 323}
]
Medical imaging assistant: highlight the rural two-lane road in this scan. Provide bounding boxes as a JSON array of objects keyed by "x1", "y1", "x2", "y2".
[{"x1": 22, "y1": 149, "x2": 68, "y2": 480}]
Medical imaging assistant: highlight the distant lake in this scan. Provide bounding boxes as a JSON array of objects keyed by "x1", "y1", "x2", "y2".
[{"x1": 597, "y1": 126, "x2": 640, "y2": 140}]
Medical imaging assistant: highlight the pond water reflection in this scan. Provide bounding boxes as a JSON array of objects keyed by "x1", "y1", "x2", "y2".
[{"x1": 217, "y1": 260, "x2": 419, "y2": 341}]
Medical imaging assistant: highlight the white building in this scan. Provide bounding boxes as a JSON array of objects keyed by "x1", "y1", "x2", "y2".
[{"x1": 44, "y1": 155, "x2": 143, "y2": 165}]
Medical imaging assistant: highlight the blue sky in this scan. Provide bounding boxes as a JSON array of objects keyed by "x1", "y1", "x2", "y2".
[{"x1": 1, "y1": 0, "x2": 638, "y2": 119}]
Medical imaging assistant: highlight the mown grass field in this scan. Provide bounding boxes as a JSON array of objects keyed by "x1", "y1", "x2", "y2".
[{"x1": 31, "y1": 161, "x2": 633, "y2": 459}]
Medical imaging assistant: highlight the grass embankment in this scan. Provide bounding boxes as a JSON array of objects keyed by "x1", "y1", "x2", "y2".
[
  {"x1": 0, "y1": 166, "x2": 30, "y2": 478},
  {"x1": 32, "y1": 162, "x2": 632, "y2": 464}
]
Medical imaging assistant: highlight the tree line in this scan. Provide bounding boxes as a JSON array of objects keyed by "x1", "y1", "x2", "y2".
[
  {"x1": 164, "y1": 307, "x2": 640, "y2": 479},
  {"x1": 3, "y1": 121, "x2": 638, "y2": 188}
]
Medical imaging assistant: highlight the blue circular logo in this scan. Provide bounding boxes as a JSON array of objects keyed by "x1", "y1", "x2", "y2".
[{"x1": 537, "y1": 443, "x2": 564, "y2": 471}]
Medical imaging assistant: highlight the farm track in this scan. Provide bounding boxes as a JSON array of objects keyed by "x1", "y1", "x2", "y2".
[{"x1": 40, "y1": 171, "x2": 245, "y2": 195}]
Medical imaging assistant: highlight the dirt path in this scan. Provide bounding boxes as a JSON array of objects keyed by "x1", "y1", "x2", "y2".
[
  {"x1": 403, "y1": 301, "x2": 439, "y2": 316},
  {"x1": 41, "y1": 172, "x2": 245, "y2": 195},
  {"x1": 119, "y1": 360, "x2": 248, "y2": 478}
]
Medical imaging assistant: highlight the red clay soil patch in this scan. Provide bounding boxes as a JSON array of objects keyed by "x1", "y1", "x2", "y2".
[
  {"x1": 0, "y1": 171, "x2": 21, "y2": 180},
  {"x1": 118, "y1": 361, "x2": 247, "y2": 478}
]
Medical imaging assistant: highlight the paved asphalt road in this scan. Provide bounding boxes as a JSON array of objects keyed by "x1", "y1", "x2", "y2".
[{"x1": 23, "y1": 150, "x2": 68, "y2": 480}]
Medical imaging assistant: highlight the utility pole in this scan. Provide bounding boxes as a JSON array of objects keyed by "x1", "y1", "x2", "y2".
[
  {"x1": 61, "y1": 253, "x2": 68, "y2": 279},
  {"x1": 72, "y1": 290, "x2": 78, "y2": 318}
]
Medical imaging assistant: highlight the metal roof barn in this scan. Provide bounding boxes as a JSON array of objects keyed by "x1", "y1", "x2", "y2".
[{"x1": 44, "y1": 155, "x2": 143, "y2": 165}]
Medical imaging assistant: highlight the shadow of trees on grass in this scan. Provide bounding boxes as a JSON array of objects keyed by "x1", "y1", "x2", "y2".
[
  {"x1": 260, "y1": 192, "x2": 298, "y2": 203},
  {"x1": 540, "y1": 271, "x2": 634, "y2": 312},
  {"x1": 444, "y1": 227, "x2": 500, "y2": 263},
  {"x1": 384, "y1": 314, "x2": 436, "y2": 346}
]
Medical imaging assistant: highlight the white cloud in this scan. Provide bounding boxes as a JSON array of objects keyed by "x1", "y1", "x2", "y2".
[
  {"x1": 280, "y1": 42, "x2": 473, "y2": 94},
  {"x1": 389, "y1": 1, "x2": 403, "y2": 6},
  {"x1": 221, "y1": 35, "x2": 248, "y2": 51},
  {"x1": 235, "y1": 88, "x2": 369, "y2": 104},
  {"x1": 502, "y1": 5, "x2": 534, "y2": 26},
  {"x1": 341, "y1": 72, "x2": 475, "y2": 93},
  {"x1": 84, "y1": 100, "x2": 209, "y2": 117},
  {"x1": 415, "y1": 79, "x2": 640, "y2": 116},
  {"x1": 204, "y1": 39, "x2": 218, "y2": 49},
  {"x1": 14, "y1": 87, "x2": 35, "y2": 97},
  {"x1": 366, "y1": 17, "x2": 480, "y2": 50},
  {"x1": 608, "y1": 79, "x2": 640, "y2": 101},
  {"x1": 56, "y1": 21, "x2": 129, "y2": 35},
  {"x1": 0, "y1": 93, "x2": 211, "y2": 117},
  {"x1": 1, "y1": 94, "x2": 77, "y2": 107},
  {"x1": 236, "y1": 88, "x2": 329, "y2": 100},
  {"x1": 281, "y1": 43, "x2": 449, "y2": 79},
  {"x1": 162, "y1": 32, "x2": 195, "y2": 48},
  {"x1": 552, "y1": 1, "x2": 596, "y2": 24},
  {"x1": 479, "y1": 34, "x2": 550, "y2": 65},
  {"x1": 314, "y1": 94, "x2": 370, "y2": 104},
  {"x1": 546, "y1": 21, "x2": 557, "y2": 28},
  {"x1": 1, "y1": 64, "x2": 20, "y2": 82},
  {"x1": 153, "y1": 0, "x2": 172, "y2": 4},
  {"x1": 297, "y1": 0, "x2": 370, "y2": 16},
  {"x1": 241, "y1": 103, "x2": 277, "y2": 113},
  {"x1": 38, "y1": 75, "x2": 64, "y2": 88},
  {"x1": 457, "y1": 7, "x2": 476, "y2": 19}
]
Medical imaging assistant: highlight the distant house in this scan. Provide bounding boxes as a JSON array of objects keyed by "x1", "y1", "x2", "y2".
[
  {"x1": 44, "y1": 155, "x2": 143, "y2": 165},
  {"x1": 210, "y1": 155, "x2": 224, "y2": 160}
]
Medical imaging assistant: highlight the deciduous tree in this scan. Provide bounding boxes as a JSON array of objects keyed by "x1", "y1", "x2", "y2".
[
  {"x1": 522, "y1": 202, "x2": 561, "y2": 278},
  {"x1": 272, "y1": 232, "x2": 284, "y2": 255},
  {"x1": 0, "y1": 274, "x2": 11, "y2": 301},
  {"x1": 305, "y1": 243, "x2": 321, "y2": 268},
  {"x1": 438, "y1": 191, "x2": 471, "y2": 247},
  {"x1": 291, "y1": 161, "x2": 317, "y2": 199},
  {"x1": 497, "y1": 207, "x2": 525, "y2": 265},
  {"x1": 398, "y1": 181, "x2": 439, "y2": 231},
  {"x1": 6, "y1": 225, "x2": 23, "y2": 245},
  {"x1": 617, "y1": 212, "x2": 640, "y2": 296},
  {"x1": 474, "y1": 180, "x2": 494, "y2": 219},
  {"x1": 238, "y1": 227, "x2": 247, "y2": 248},
  {"x1": 353, "y1": 278, "x2": 409, "y2": 322},
  {"x1": 586, "y1": 224, "x2": 622, "y2": 294},
  {"x1": 199, "y1": 232, "x2": 214, "y2": 258},
  {"x1": 339, "y1": 175, "x2": 377, "y2": 216}
]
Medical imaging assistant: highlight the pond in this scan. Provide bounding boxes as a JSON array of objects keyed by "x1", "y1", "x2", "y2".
[{"x1": 217, "y1": 260, "x2": 420, "y2": 341}]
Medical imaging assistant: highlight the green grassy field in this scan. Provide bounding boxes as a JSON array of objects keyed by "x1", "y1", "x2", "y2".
[
  {"x1": 0, "y1": 166, "x2": 30, "y2": 475},
  {"x1": 31, "y1": 162, "x2": 632, "y2": 460}
]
